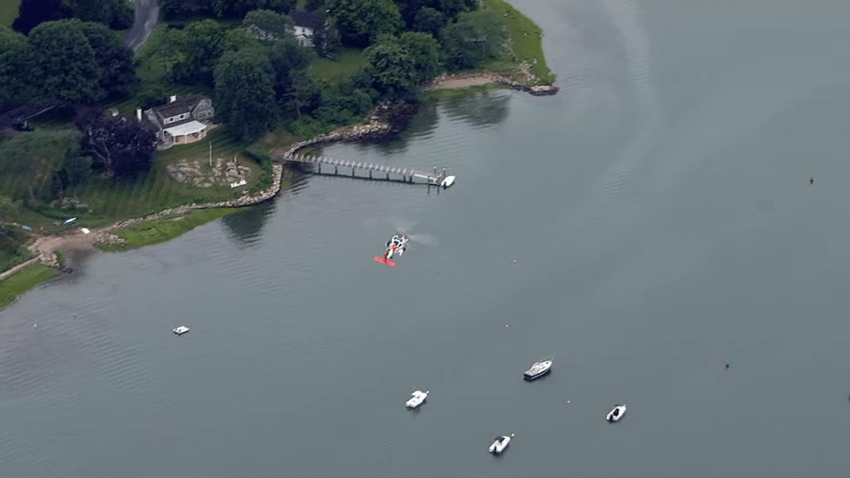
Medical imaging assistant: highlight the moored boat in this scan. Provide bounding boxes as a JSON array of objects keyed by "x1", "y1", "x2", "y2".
[
  {"x1": 405, "y1": 390, "x2": 429, "y2": 409},
  {"x1": 489, "y1": 434, "x2": 514, "y2": 455},
  {"x1": 523, "y1": 358, "x2": 552, "y2": 380},
  {"x1": 606, "y1": 404, "x2": 626, "y2": 422}
]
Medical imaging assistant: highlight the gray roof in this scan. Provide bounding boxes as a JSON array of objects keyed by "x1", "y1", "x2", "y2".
[
  {"x1": 151, "y1": 94, "x2": 208, "y2": 120},
  {"x1": 289, "y1": 10, "x2": 317, "y2": 29}
]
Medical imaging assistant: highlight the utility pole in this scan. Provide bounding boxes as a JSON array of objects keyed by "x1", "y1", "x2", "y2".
[{"x1": 209, "y1": 141, "x2": 212, "y2": 167}]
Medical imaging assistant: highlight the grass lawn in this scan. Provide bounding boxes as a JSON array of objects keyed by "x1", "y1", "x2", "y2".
[
  {"x1": 98, "y1": 207, "x2": 240, "y2": 251},
  {"x1": 0, "y1": 0, "x2": 19, "y2": 28},
  {"x1": 308, "y1": 47, "x2": 367, "y2": 84},
  {"x1": 482, "y1": 0, "x2": 556, "y2": 84},
  {"x1": 0, "y1": 264, "x2": 57, "y2": 309}
]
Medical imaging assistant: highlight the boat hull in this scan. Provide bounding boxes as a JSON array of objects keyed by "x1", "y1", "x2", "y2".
[{"x1": 523, "y1": 367, "x2": 551, "y2": 381}]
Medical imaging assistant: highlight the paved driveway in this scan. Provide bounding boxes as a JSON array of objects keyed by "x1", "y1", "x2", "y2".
[{"x1": 124, "y1": 0, "x2": 159, "y2": 52}]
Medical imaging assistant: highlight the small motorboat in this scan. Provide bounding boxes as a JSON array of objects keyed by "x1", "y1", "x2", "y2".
[
  {"x1": 489, "y1": 434, "x2": 514, "y2": 455},
  {"x1": 172, "y1": 326, "x2": 190, "y2": 335},
  {"x1": 405, "y1": 390, "x2": 429, "y2": 409},
  {"x1": 440, "y1": 175, "x2": 456, "y2": 188},
  {"x1": 606, "y1": 404, "x2": 626, "y2": 422},
  {"x1": 523, "y1": 358, "x2": 552, "y2": 380},
  {"x1": 375, "y1": 234, "x2": 409, "y2": 266}
]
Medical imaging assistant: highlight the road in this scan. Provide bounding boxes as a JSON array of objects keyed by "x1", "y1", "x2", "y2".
[{"x1": 124, "y1": 0, "x2": 159, "y2": 52}]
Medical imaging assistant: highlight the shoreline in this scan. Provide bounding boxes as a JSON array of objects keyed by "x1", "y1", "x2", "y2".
[{"x1": 0, "y1": 77, "x2": 556, "y2": 308}]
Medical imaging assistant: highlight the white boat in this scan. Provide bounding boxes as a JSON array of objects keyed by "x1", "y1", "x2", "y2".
[
  {"x1": 440, "y1": 175, "x2": 456, "y2": 188},
  {"x1": 606, "y1": 404, "x2": 626, "y2": 422},
  {"x1": 405, "y1": 390, "x2": 429, "y2": 409},
  {"x1": 172, "y1": 326, "x2": 190, "y2": 335},
  {"x1": 489, "y1": 434, "x2": 514, "y2": 455},
  {"x1": 523, "y1": 359, "x2": 552, "y2": 380}
]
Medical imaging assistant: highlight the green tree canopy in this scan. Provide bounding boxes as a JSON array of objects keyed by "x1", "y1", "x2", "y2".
[
  {"x1": 76, "y1": 108, "x2": 157, "y2": 178},
  {"x1": 172, "y1": 20, "x2": 228, "y2": 86},
  {"x1": 214, "y1": 48, "x2": 280, "y2": 140},
  {"x1": 363, "y1": 41, "x2": 420, "y2": 101},
  {"x1": 327, "y1": 0, "x2": 402, "y2": 47},
  {"x1": 440, "y1": 10, "x2": 507, "y2": 71},
  {"x1": 29, "y1": 20, "x2": 103, "y2": 104},
  {"x1": 78, "y1": 22, "x2": 138, "y2": 99},
  {"x1": 243, "y1": 9, "x2": 294, "y2": 41},
  {"x1": 411, "y1": 7, "x2": 444, "y2": 37},
  {"x1": 0, "y1": 27, "x2": 34, "y2": 108},
  {"x1": 12, "y1": 0, "x2": 71, "y2": 35},
  {"x1": 267, "y1": 37, "x2": 314, "y2": 103},
  {"x1": 67, "y1": 0, "x2": 134, "y2": 30}
]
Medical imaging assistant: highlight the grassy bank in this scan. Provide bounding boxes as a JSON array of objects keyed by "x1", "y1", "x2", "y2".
[
  {"x1": 97, "y1": 207, "x2": 240, "y2": 251},
  {"x1": 0, "y1": 264, "x2": 57, "y2": 309},
  {"x1": 482, "y1": 0, "x2": 555, "y2": 84},
  {"x1": 0, "y1": 0, "x2": 20, "y2": 28}
]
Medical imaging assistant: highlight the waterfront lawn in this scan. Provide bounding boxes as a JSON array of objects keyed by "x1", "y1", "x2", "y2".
[
  {"x1": 308, "y1": 47, "x2": 367, "y2": 84},
  {"x1": 99, "y1": 207, "x2": 239, "y2": 251},
  {"x1": 482, "y1": 0, "x2": 556, "y2": 84},
  {"x1": 0, "y1": 0, "x2": 20, "y2": 28},
  {"x1": 0, "y1": 264, "x2": 57, "y2": 309}
]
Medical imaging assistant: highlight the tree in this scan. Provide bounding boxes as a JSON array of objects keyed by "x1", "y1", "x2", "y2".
[
  {"x1": 171, "y1": 20, "x2": 228, "y2": 86},
  {"x1": 327, "y1": 0, "x2": 401, "y2": 47},
  {"x1": 67, "y1": 0, "x2": 133, "y2": 30},
  {"x1": 397, "y1": 32, "x2": 441, "y2": 84},
  {"x1": 76, "y1": 108, "x2": 157, "y2": 178},
  {"x1": 0, "y1": 27, "x2": 34, "y2": 108},
  {"x1": 268, "y1": 37, "x2": 314, "y2": 103},
  {"x1": 310, "y1": 8, "x2": 341, "y2": 57},
  {"x1": 78, "y1": 22, "x2": 138, "y2": 99},
  {"x1": 363, "y1": 41, "x2": 420, "y2": 101},
  {"x1": 412, "y1": 7, "x2": 443, "y2": 37},
  {"x1": 285, "y1": 69, "x2": 322, "y2": 118},
  {"x1": 214, "y1": 48, "x2": 279, "y2": 140},
  {"x1": 213, "y1": 0, "x2": 295, "y2": 18},
  {"x1": 12, "y1": 0, "x2": 71, "y2": 35},
  {"x1": 397, "y1": 0, "x2": 476, "y2": 27},
  {"x1": 29, "y1": 20, "x2": 103, "y2": 104},
  {"x1": 440, "y1": 10, "x2": 507, "y2": 70},
  {"x1": 243, "y1": 9, "x2": 293, "y2": 41}
]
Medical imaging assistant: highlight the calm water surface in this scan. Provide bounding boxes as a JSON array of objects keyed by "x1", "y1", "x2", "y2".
[{"x1": 3, "y1": 1, "x2": 850, "y2": 476}]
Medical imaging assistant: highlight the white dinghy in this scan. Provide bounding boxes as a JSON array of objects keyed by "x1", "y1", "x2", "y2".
[
  {"x1": 488, "y1": 434, "x2": 514, "y2": 455},
  {"x1": 606, "y1": 404, "x2": 626, "y2": 422},
  {"x1": 405, "y1": 390, "x2": 429, "y2": 409}
]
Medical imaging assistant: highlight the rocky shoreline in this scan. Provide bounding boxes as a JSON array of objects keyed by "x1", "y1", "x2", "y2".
[
  {"x1": 8, "y1": 75, "x2": 556, "y2": 278},
  {"x1": 424, "y1": 70, "x2": 559, "y2": 96}
]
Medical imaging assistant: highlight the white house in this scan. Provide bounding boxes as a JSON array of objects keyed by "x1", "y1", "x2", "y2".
[
  {"x1": 289, "y1": 10, "x2": 317, "y2": 47},
  {"x1": 141, "y1": 94, "x2": 215, "y2": 149}
]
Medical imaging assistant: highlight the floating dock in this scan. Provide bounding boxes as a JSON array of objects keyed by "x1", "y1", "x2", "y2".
[{"x1": 279, "y1": 153, "x2": 453, "y2": 187}]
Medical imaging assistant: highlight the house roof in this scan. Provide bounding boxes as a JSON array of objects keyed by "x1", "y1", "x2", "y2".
[
  {"x1": 163, "y1": 120, "x2": 207, "y2": 137},
  {"x1": 152, "y1": 94, "x2": 207, "y2": 120},
  {"x1": 289, "y1": 10, "x2": 317, "y2": 29}
]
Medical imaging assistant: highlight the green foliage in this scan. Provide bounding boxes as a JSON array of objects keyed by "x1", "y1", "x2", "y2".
[
  {"x1": 101, "y1": 208, "x2": 239, "y2": 251},
  {"x1": 78, "y1": 21, "x2": 138, "y2": 99},
  {"x1": 0, "y1": 263, "x2": 55, "y2": 310},
  {"x1": 171, "y1": 19, "x2": 228, "y2": 86},
  {"x1": 412, "y1": 7, "x2": 443, "y2": 37},
  {"x1": 243, "y1": 9, "x2": 293, "y2": 41},
  {"x1": 12, "y1": 0, "x2": 71, "y2": 35},
  {"x1": 0, "y1": 26, "x2": 33, "y2": 108},
  {"x1": 268, "y1": 37, "x2": 315, "y2": 102},
  {"x1": 481, "y1": 0, "x2": 554, "y2": 83},
  {"x1": 161, "y1": 0, "x2": 295, "y2": 20},
  {"x1": 440, "y1": 9, "x2": 507, "y2": 71},
  {"x1": 214, "y1": 47, "x2": 280, "y2": 140},
  {"x1": 0, "y1": 130, "x2": 78, "y2": 203},
  {"x1": 397, "y1": 0, "x2": 476, "y2": 27},
  {"x1": 310, "y1": 8, "x2": 341, "y2": 57},
  {"x1": 76, "y1": 108, "x2": 157, "y2": 178},
  {"x1": 244, "y1": 146, "x2": 273, "y2": 194},
  {"x1": 67, "y1": 0, "x2": 133, "y2": 30},
  {"x1": 363, "y1": 32, "x2": 440, "y2": 101},
  {"x1": 29, "y1": 19, "x2": 103, "y2": 104},
  {"x1": 327, "y1": 0, "x2": 402, "y2": 48}
]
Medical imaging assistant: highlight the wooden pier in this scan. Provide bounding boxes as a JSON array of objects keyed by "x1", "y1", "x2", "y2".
[{"x1": 280, "y1": 153, "x2": 452, "y2": 186}]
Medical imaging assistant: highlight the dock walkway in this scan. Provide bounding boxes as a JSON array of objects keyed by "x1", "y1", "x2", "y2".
[{"x1": 278, "y1": 153, "x2": 452, "y2": 186}]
